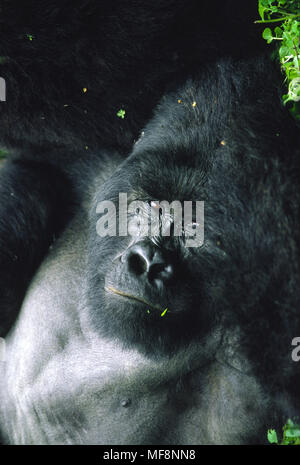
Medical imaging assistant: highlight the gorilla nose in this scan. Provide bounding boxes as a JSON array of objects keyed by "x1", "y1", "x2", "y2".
[{"x1": 124, "y1": 243, "x2": 174, "y2": 284}]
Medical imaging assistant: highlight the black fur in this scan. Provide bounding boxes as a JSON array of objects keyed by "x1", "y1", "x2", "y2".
[
  {"x1": 88, "y1": 55, "x2": 300, "y2": 355},
  {"x1": 0, "y1": 1, "x2": 299, "y2": 445},
  {"x1": 85, "y1": 56, "x2": 300, "y2": 419},
  {"x1": 0, "y1": 0, "x2": 265, "y2": 336}
]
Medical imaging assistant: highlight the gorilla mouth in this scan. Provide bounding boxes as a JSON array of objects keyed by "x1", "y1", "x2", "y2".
[{"x1": 104, "y1": 285, "x2": 163, "y2": 311}]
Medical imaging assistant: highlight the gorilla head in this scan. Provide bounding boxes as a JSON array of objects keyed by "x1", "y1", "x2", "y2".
[
  {"x1": 87, "y1": 133, "x2": 211, "y2": 357},
  {"x1": 85, "y1": 57, "x2": 300, "y2": 407},
  {"x1": 86, "y1": 57, "x2": 300, "y2": 382},
  {"x1": 1, "y1": 56, "x2": 299, "y2": 445}
]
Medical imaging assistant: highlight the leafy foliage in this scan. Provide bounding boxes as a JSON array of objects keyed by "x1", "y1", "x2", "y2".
[
  {"x1": 268, "y1": 428, "x2": 278, "y2": 443},
  {"x1": 267, "y1": 419, "x2": 300, "y2": 445},
  {"x1": 117, "y1": 109, "x2": 126, "y2": 119},
  {"x1": 257, "y1": 0, "x2": 300, "y2": 118}
]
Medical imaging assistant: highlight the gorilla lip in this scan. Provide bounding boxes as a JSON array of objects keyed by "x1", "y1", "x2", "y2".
[{"x1": 104, "y1": 285, "x2": 162, "y2": 311}]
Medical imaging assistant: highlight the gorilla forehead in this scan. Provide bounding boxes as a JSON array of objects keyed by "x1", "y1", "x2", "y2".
[{"x1": 96, "y1": 152, "x2": 207, "y2": 208}]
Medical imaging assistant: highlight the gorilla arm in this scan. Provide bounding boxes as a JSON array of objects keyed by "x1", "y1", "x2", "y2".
[{"x1": 0, "y1": 157, "x2": 74, "y2": 337}]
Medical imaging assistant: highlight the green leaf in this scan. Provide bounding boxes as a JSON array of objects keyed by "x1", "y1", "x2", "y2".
[
  {"x1": 117, "y1": 109, "x2": 126, "y2": 119},
  {"x1": 268, "y1": 429, "x2": 278, "y2": 444},
  {"x1": 279, "y1": 44, "x2": 290, "y2": 58},
  {"x1": 263, "y1": 27, "x2": 274, "y2": 42},
  {"x1": 283, "y1": 93, "x2": 291, "y2": 103},
  {"x1": 259, "y1": 3, "x2": 266, "y2": 20}
]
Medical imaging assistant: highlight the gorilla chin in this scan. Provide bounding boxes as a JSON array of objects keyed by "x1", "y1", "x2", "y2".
[{"x1": 99, "y1": 242, "x2": 209, "y2": 358}]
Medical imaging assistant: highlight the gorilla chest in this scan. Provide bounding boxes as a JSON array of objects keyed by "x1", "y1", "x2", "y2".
[{"x1": 1, "y1": 340, "x2": 266, "y2": 445}]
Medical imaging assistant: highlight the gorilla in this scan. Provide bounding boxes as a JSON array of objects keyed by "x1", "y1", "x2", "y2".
[
  {"x1": 1, "y1": 52, "x2": 300, "y2": 444},
  {"x1": 0, "y1": 0, "x2": 264, "y2": 336}
]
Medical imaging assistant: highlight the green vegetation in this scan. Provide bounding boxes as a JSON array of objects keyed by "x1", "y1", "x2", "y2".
[
  {"x1": 117, "y1": 109, "x2": 126, "y2": 119},
  {"x1": 0, "y1": 148, "x2": 9, "y2": 160},
  {"x1": 268, "y1": 419, "x2": 300, "y2": 445},
  {"x1": 257, "y1": 0, "x2": 300, "y2": 118}
]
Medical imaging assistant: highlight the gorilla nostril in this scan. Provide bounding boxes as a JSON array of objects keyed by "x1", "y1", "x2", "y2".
[
  {"x1": 128, "y1": 252, "x2": 148, "y2": 276},
  {"x1": 149, "y1": 263, "x2": 174, "y2": 283},
  {"x1": 124, "y1": 244, "x2": 174, "y2": 284}
]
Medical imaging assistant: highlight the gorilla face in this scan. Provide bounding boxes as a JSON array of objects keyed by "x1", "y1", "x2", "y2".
[{"x1": 87, "y1": 147, "x2": 214, "y2": 357}]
